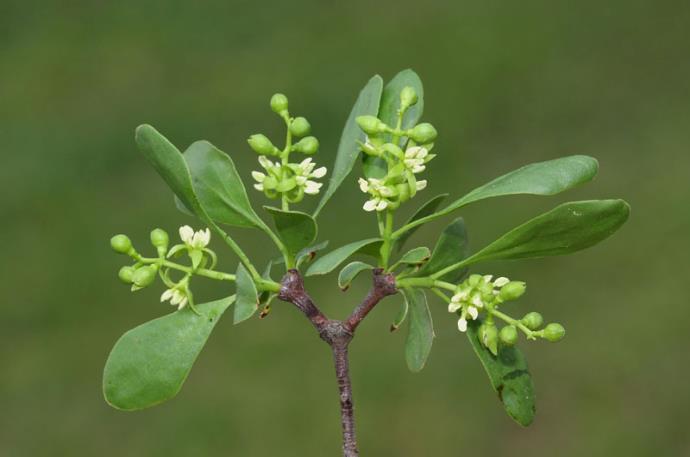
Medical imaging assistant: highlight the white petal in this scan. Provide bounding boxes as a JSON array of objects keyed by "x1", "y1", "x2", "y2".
[
  {"x1": 161, "y1": 289, "x2": 174, "y2": 302},
  {"x1": 405, "y1": 146, "x2": 421, "y2": 158},
  {"x1": 179, "y1": 225, "x2": 194, "y2": 244},
  {"x1": 416, "y1": 180, "x2": 427, "y2": 191},
  {"x1": 254, "y1": 183, "x2": 264, "y2": 191},
  {"x1": 458, "y1": 317, "x2": 468, "y2": 332},
  {"x1": 311, "y1": 166, "x2": 327, "y2": 178},
  {"x1": 358, "y1": 178, "x2": 369, "y2": 193},
  {"x1": 483, "y1": 275, "x2": 493, "y2": 283},
  {"x1": 468, "y1": 306, "x2": 479, "y2": 320},
  {"x1": 299, "y1": 158, "x2": 313, "y2": 170},
  {"x1": 251, "y1": 171, "x2": 265, "y2": 182},
  {"x1": 376, "y1": 199, "x2": 388, "y2": 211},
  {"x1": 170, "y1": 291, "x2": 183, "y2": 305},
  {"x1": 304, "y1": 181, "x2": 322, "y2": 195},
  {"x1": 258, "y1": 155, "x2": 272, "y2": 170},
  {"x1": 471, "y1": 294, "x2": 484, "y2": 308},
  {"x1": 413, "y1": 165, "x2": 426, "y2": 173},
  {"x1": 295, "y1": 176, "x2": 307, "y2": 185},
  {"x1": 417, "y1": 147, "x2": 429, "y2": 159},
  {"x1": 448, "y1": 303, "x2": 462, "y2": 313},
  {"x1": 363, "y1": 199, "x2": 378, "y2": 212},
  {"x1": 494, "y1": 277, "x2": 510, "y2": 287},
  {"x1": 379, "y1": 186, "x2": 394, "y2": 197},
  {"x1": 177, "y1": 297, "x2": 188, "y2": 310},
  {"x1": 199, "y1": 228, "x2": 211, "y2": 246}
]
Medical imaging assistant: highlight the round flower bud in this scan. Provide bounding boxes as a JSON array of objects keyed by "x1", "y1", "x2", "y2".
[
  {"x1": 118, "y1": 266, "x2": 135, "y2": 284},
  {"x1": 132, "y1": 265, "x2": 157, "y2": 288},
  {"x1": 289, "y1": 117, "x2": 311, "y2": 137},
  {"x1": 409, "y1": 123, "x2": 438, "y2": 143},
  {"x1": 400, "y1": 86, "x2": 418, "y2": 110},
  {"x1": 521, "y1": 312, "x2": 544, "y2": 330},
  {"x1": 499, "y1": 325, "x2": 518, "y2": 345},
  {"x1": 270, "y1": 93, "x2": 288, "y2": 114},
  {"x1": 293, "y1": 136, "x2": 319, "y2": 155},
  {"x1": 248, "y1": 134, "x2": 278, "y2": 156},
  {"x1": 150, "y1": 228, "x2": 169, "y2": 249},
  {"x1": 479, "y1": 323, "x2": 499, "y2": 355},
  {"x1": 110, "y1": 234, "x2": 132, "y2": 254},
  {"x1": 499, "y1": 281, "x2": 526, "y2": 301},
  {"x1": 356, "y1": 115, "x2": 386, "y2": 135},
  {"x1": 543, "y1": 323, "x2": 566, "y2": 342}
]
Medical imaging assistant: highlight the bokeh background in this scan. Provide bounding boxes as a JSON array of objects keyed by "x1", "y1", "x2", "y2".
[{"x1": 2, "y1": 0, "x2": 689, "y2": 455}]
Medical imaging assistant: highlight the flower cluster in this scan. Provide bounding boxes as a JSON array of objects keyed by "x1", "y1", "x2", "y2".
[
  {"x1": 354, "y1": 86, "x2": 437, "y2": 212},
  {"x1": 445, "y1": 274, "x2": 564, "y2": 354},
  {"x1": 247, "y1": 93, "x2": 327, "y2": 206},
  {"x1": 110, "y1": 225, "x2": 220, "y2": 313}
]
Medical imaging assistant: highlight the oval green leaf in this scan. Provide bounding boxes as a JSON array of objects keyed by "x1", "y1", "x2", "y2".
[
  {"x1": 264, "y1": 207, "x2": 317, "y2": 257},
  {"x1": 337, "y1": 261, "x2": 374, "y2": 290},
  {"x1": 415, "y1": 217, "x2": 469, "y2": 282},
  {"x1": 233, "y1": 263, "x2": 259, "y2": 324},
  {"x1": 103, "y1": 296, "x2": 234, "y2": 411},
  {"x1": 305, "y1": 238, "x2": 382, "y2": 277},
  {"x1": 398, "y1": 246, "x2": 431, "y2": 265},
  {"x1": 135, "y1": 124, "x2": 205, "y2": 218},
  {"x1": 390, "y1": 299, "x2": 409, "y2": 333},
  {"x1": 403, "y1": 288, "x2": 434, "y2": 373},
  {"x1": 184, "y1": 140, "x2": 264, "y2": 229},
  {"x1": 466, "y1": 319, "x2": 536, "y2": 426},
  {"x1": 314, "y1": 75, "x2": 383, "y2": 216},
  {"x1": 446, "y1": 155, "x2": 599, "y2": 212},
  {"x1": 449, "y1": 199, "x2": 630, "y2": 272},
  {"x1": 394, "y1": 193, "x2": 448, "y2": 252}
]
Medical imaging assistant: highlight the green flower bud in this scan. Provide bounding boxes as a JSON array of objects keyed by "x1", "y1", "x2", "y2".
[
  {"x1": 499, "y1": 281, "x2": 526, "y2": 301},
  {"x1": 400, "y1": 86, "x2": 418, "y2": 110},
  {"x1": 356, "y1": 115, "x2": 386, "y2": 135},
  {"x1": 270, "y1": 93, "x2": 288, "y2": 114},
  {"x1": 521, "y1": 312, "x2": 544, "y2": 330},
  {"x1": 150, "y1": 228, "x2": 169, "y2": 249},
  {"x1": 132, "y1": 265, "x2": 157, "y2": 288},
  {"x1": 289, "y1": 117, "x2": 311, "y2": 137},
  {"x1": 479, "y1": 323, "x2": 499, "y2": 356},
  {"x1": 110, "y1": 234, "x2": 132, "y2": 254},
  {"x1": 468, "y1": 274, "x2": 483, "y2": 287},
  {"x1": 409, "y1": 123, "x2": 438, "y2": 143},
  {"x1": 499, "y1": 325, "x2": 518, "y2": 345},
  {"x1": 293, "y1": 136, "x2": 319, "y2": 155},
  {"x1": 118, "y1": 266, "x2": 136, "y2": 284},
  {"x1": 543, "y1": 323, "x2": 566, "y2": 342},
  {"x1": 248, "y1": 134, "x2": 278, "y2": 155}
]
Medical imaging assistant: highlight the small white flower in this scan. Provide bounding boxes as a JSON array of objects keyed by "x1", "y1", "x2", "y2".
[
  {"x1": 179, "y1": 225, "x2": 211, "y2": 249},
  {"x1": 161, "y1": 288, "x2": 189, "y2": 310},
  {"x1": 311, "y1": 166, "x2": 327, "y2": 179},
  {"x1": 359, "y1": 178, "x2": 395, "y2": 212},
  {"x1": 416, "y1": 180, "x2": 427, "y2": 191},
  {"x1": 403, "y1": 146, "x2": 430, "y2": 174},
  {"x1": 251, "y1": 171, "x2": 266, "y2": 182},
  {"x1": 358, "y1": 178, "x2": 369, "y2": 193},
  {"x1": 448, "y1": 302, "x2": 462, "y2": 313}
]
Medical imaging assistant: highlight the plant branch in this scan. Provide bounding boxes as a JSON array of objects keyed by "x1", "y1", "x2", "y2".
[{"x1": 277, "y1": 269, "x2": 398, "y2": 456}]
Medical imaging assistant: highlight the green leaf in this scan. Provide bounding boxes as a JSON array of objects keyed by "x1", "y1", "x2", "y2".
[
  {"x1": 315, "y1": 75, "x2": 383, "y2": 216},
  {"x1": 395, "y1": 193, "x2": 448, "y2": 251},
  {"x1": 233, "y1": 263, "x2": 259, "y2": 324},
  {"x1": 264, "y1": 207, "x2": 317, "y2": 258},
  {"x1": 444, "y1": 155, "x2": 599, "y2": 213},
  {"x1": 403, "y1": 288, "x2": 434, "y2": 372},
  {"x1": 416, "y1": 218, "x2": 469, "y2": 282},
  {"x1": 390, "y1": 299, "x2": 409, "y2": 332},
  {"x1": 398, "y1": 246, "x2": 431, "y2": 265},
  {"x1": 337, "y1": 261, "x2": 374, "y2": 290},
  {"x1": 363, "y1": 69, "x2": 425, "y2": 179},
  {"x1": 135, "y1": 125, "x2": 205, "y2": 218},
  {"x1": 305, "y1": 238, "x2": 382, "y2": 276},
  {"x1": 454, "y1": 200, "x2": 630, "y2": 269},
  {"x1": 184, "y1": 140, "x2": 264, "y2": 229},
  {"x1": 467, "y1": 319, "x2": 536, "y2": 426},
  {"x1": 103, "y1": 296, "x2": 234, "y2": 411},
  {"x1": 296, "y1": 240, "x2": 329, "y2": 267}
]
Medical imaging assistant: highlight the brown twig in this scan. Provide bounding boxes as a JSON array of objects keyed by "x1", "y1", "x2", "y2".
[{"x1": 277, "y1": 269, "x2": 397, "y2": 457}]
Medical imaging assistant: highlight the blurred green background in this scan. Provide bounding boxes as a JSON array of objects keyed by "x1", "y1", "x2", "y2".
[{"x1": 2, "y1": 0, "x2": 688, "y2": 455}]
